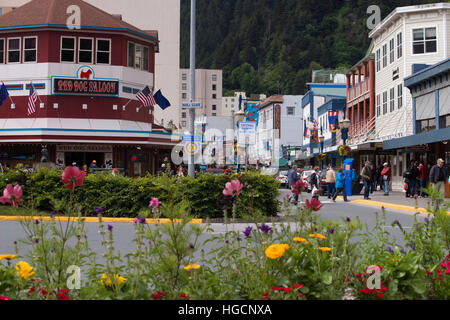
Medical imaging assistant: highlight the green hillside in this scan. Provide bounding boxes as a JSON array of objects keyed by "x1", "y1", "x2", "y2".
[{"x1": 180, "y1": 0, "x2": 440, "y2": 96}]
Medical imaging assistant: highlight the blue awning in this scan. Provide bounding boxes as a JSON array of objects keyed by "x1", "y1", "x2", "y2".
[{"x1": 383, "y1": 127, "x2": 450, "y2": 150}]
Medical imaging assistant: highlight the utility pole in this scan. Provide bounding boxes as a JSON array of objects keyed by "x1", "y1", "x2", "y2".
[{"x1": 188, "y1": 0, "x2": 196, "y2": 177}]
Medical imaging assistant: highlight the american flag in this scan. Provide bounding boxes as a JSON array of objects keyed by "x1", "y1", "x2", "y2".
[
  {"x1": 27, "y1": 84, "x2": 38, "y2": 115},
  {"x1": 136, "y1": 86, "x2": 156, "y2": 107}
]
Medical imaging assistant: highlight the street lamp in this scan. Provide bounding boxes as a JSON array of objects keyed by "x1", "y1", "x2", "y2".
[
  {"x1": 319, "y1": 135, "x2": 325, "y2": 169},
  {"x1": 340, "y1": 118, "x2": 351, "y2": 145}
]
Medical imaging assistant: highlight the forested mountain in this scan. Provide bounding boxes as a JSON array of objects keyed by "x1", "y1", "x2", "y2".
[{"x1": 180, "y1": 0, "x2": 439, "y2": 96}]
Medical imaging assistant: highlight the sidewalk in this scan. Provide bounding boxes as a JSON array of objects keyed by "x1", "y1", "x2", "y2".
[{"x1": 340, "y1": 189, "x2": 450, "y2": 214}]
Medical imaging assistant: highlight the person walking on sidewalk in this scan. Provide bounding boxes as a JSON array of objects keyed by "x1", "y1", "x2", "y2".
[
  {"x1": 332, "y1": 168, "x2": 348, "y2": 202},
  {"x1": 403, "y1": 160, "x2": 419, "y2": 198},
  {"x1": 325, "y1": 164, "x2": 336, "y2": 199},
  {"x1": 288, "y1": 165, "x2": 299, "y2": 204},
  {"x1": 380, "y1": 162, "x2": 391, "y2": 196},
  {"x1": 361, "y1": 161, "x2": 372, "y2": 200},
  {"x1": 370, "y1": 162, "x2": 377, "y2": 194},
  {"x1": 418, "y1": 161, "x2": 429, "y2": 197},
  {"x1": 310, "y1": 166, "x2": 320, "y2": 200},
  {"x1": 429, "y1": 158, "x2": 448, "y2": 193}
]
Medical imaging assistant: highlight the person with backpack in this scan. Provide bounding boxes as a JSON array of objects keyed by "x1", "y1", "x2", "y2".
[
  {"x1": 360, "y1": 161, "x2": 372, "y2": 200},
  {"x1": 380, "y1": 162, "x2": 391, "y2": 196}
]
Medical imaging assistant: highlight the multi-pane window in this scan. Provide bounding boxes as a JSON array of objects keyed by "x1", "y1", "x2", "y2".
[
  {"x1": 212, "y1": 105, "x2": 216, "y2": 110},
  {"x1": 143, "y1": 47, "x2": 149, "y2": 70},
  {"x1": 397, "y1": 33, "x2": 402, "y2": 58},
  {"x1": 212, "y1": 94, "x2": 216, "y2": 99},
  {"x1": 182, "y1": 73, "x2": 187, "y2": 81},
  {"x1": 182, "y1": 93, "x2": 187, "y2": 99},
  {"x1": 417, "y1": 118, "x2": 436, "y2": 133},
  {"x1": 397, "y1": 84, "x2": 403, "y2": 109},
  {"x1": 212, "y1": 113, "x2": 217, "y2": 116},
  {"x1": 79, "y1": 38, "x2": 93, "y2": 63},
  {"x1": 0, "y1": 39, "x2": 4, "y2": 63},
  {"x1": 128, "y1": 42, "x2": 135, "y2": 67},
  {"x1": 382, "y1": 91, "x2": 387, "y2": 115},
  {"x1": 376, "y1": 49, "x2": 381, "y2": 72},
  {"x1": 23, "y1": 37, "x2": 37, "y2": 62},
  {"x1": 61, "y1": 37, "x2": 75, "y2": 62},
  {"x1": 182, "y1": 112, "x2": 186, "y2": 119},
  {"x1": 376, "y1": 94, "x2": 381, "y2": 117},
  {"x1": 182, "y1": 121, "x2": 186, "y2": 127},
  {"x1": 382, "y1": 44, "x2": 387, "y2": 68},
  {"x1": 128, "y1": 42, "x2": 149, "y2": 70},
  {"x1": 413, "y1": 27, "x2": 437, "y2": 54},
  {"x1": 96, "y1": 39, "x2": 110, "y2": 64},
  {"x1": 287, "y1": 107, "x2": 295, "y2": 115},
  {"x1": 182, "y1": 83, "x2": 187, "y2": 90},
  {"x1": 7, "y1": 38, "x2": 20, "y2": 63},
  {"x1": 389, "y1": 38, "x2": 394, "y2": 64},
  {"x1": 212, "y1": 84, "x2": 216, "y2": 91},
  {"x1": 389, "y1": 88, "x2": 395, "y2": 112},
  {"x1": 212, "y1": 74, "x2": 217, "y2": 81}
]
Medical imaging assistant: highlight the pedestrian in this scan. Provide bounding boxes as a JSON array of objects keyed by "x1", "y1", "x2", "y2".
[
  {"x1": 403, "y1": 160, "x2": 418, "y2": 198},
  {"x1": 288, "y1": 165, "x2": 299, "y2": 204},
  {"x1": 157, "y1": 163, "x2": 166, "y2": 176},
  {"x1": 310, "y1": 166, "x2": 320, "y2": 200},
  {"x1": 89, "y1": 160, "x2": 98, "y2": 169},
  {"x1": 380, "y1": 162, "x2": 391, "y2": 196},
  {"x1": 325, "y1": 163, "x2": 336, "y2": 199},
  {"x1": 418, "y1": 161, "x2": 428, "y2": 197},
  {"x1": 82, "y1": 164, "x2": 88, "y2": 176},
  {"x1": 429, "y1": 158, "x2": 448, "y2": 193},
  {"x1": 111, "y1": 168, "x2": 118, "y2": 176},
  {"x1": 332, "y1": 168, "x2": 348, "y2": 202},
  {"x1": 370, "y1": 162, "x2": 377, "y2": 194},
  {"x1": 176, "y1": 166, "x2": 185, "y2": 178},
  {"x1": 360, "y1": 161, "x2": 372, "y2": 200}
]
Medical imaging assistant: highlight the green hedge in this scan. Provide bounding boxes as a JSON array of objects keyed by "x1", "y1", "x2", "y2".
[{"x1": 0, "y1": 168, "x2": 280, "y2": 219}]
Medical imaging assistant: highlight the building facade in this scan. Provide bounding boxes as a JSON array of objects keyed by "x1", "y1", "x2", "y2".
[
  {"x1": 179, "y1": 69, "x2": 222, "y2": 131},
  {"x1": 369, "y1": 2, "x2": 450, "y2": 189},
  {"x1": 0, "y1": 0, "x2": 177, "y2": 176}
]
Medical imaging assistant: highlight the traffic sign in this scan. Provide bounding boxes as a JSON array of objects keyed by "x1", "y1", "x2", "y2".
[
  {"x1": 181, "y1": 101, "x2": 202, "y2": 109},
  {"x1": 237, "y1": 122, "x2": 256, "y2": 145}
]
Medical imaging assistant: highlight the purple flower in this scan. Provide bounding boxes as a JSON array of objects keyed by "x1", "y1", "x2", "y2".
[
  {"x1": 95, "y1": 207, "x2": 103, "y2": 214},
  {"x1": 189, "y1": 243, "x2": 194, "y2": 249},
  {"x1": 346, "y1": 217, "x2": 351, "y2": 222},
  {"x1": 401, "y1": 248, "x2": 406, "y2": 254},
  {"x1": 50, "y1": 210, "x2": 56, "y2": 218},
  {"x1": 237, "y1": 236, "x2": 242, "y2": 241},
  {"x1": 33, "y1": 219, "x2": 39, "y2": 225},
  {"x1": 34, "y1": 238, "x2": 39, "y2": 244},
  {"x1": 386, "y1": 245, "x2": 393, "y2": 252},
  {"x1": 107, "y1": 224, "x2": 113, "y2": 232},
  {"x1": 314, "y1": 227, "x2": 318, "y2": 232},
  {"x1": 381, "y1": 206, "x2": 385, "y2": 210},
  {"x1": 14, "y1": 241, "x2": 17, "y2": 245},
  {"x1": 225, "y1": 240, "x2": 229, "y2": 244},
  {"x1": 137, "y1": 216, "x2": 146, "y2": 224},
  {"x1": 223, "y1": 205, "x2": 227, "y2": 211},
  {"x1": 394, "y1": 219, "x2": 400, "y2": 226},
  {"x1": 243, "y1": 226, "x2": 252, "y2": 238},
  {"x1": 424, "y1": 217, "x2": 429, "y2": 224},
  {"x1": 84, "y1": 235, "x2": 87, "y2": 239},
  {"x1": 233, "y1": 200, "x2": 237, "y2": 206},
  {"x1": 329, "y1": 228, "x2": 335, "y2": 234},
  {"x1": 258, "y1": 224, "x2": 273, "y2": 234}
]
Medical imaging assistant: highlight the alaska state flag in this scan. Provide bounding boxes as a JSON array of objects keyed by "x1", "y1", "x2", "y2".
[
  {"x1": 153, "y1": 89, "x2": 171, "y2": 110},
  {"x1": 0, "y1": 83, "x2": 9, "y2": 107},
  {"x1": 303, "y1": 120, "x2": 308, "y2": 138}
]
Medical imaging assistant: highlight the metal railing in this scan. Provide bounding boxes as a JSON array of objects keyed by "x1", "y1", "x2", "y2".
[{"x1": 347, "y1": 116, "x2": 376, "y2": 145}]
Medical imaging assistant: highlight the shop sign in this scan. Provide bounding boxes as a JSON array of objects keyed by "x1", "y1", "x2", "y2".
[{"x1": 56, "y1": 145, "x2": 113, "y2": 153}]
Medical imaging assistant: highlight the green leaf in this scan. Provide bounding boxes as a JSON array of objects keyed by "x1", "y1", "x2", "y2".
[{"x1": 322, "y1": 272, "x2": 332, "y2": 285}]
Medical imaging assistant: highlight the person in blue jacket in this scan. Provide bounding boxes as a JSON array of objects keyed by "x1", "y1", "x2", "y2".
[{"x1": 332, "y1": 168, "x2": 349, "y2": 202}]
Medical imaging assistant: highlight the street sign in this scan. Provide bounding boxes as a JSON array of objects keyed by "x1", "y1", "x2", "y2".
[
  {"x1": 237, "y1": 122, "x2": 256, "y2": 145},
  {"x1": 181, "y1": 101, "x2": 202, "y2": 109},
  {"x1": 182, "y1": 135, "x2": 202, "y2": 142}
]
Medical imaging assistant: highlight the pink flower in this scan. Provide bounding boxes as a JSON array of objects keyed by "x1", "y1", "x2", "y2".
[
  {"x1": 0, "y1": 296, "x2": 12, "y2": 300},
  {"x1": 305, "y1": 198, "x2": 323, "y2": 211},
  {"x1": 291, "y1": 180, "x2": 306, "y2": 195},
  {"x1": 223, "y1": 180, "x2": 243, "y2": 197},
  {"x1": 61, "y1": 166, "x2": 85, "y2": 190},
  {"x1": 149, "y1": 197, "x2": 161, "y2": 209},
  {"x1": 0, "y1": 184, "x2": 23, "y2": 207}
]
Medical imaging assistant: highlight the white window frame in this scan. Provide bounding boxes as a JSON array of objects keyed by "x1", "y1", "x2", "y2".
[
  {"x1": 95, "y1": 38, "x2": 111, "y2": 65},
  {"x1": 382, "y1": 44, "x2": 387, "y2": 68},
  {"x1": 127, "y1": 41, "x2": 135, "y2": 68},
  {"x1": 212, "y1": 74, "x2": 217, "y2": 81},
  {"x1": 287, "y1": 107, "x2": 295, "y2": 116},
  {"x1": 182, "y1": 83, "x2": 187, "y2": 90},
  {"x1": 397, "y1": 84, "x2": 403, "y2": 109},
  {"x1": 23, "y1": 36, "x2": 37, "y2": 63},
  {"x1": 7, "y1": 37, "x2": 21, "y2": 64},
  {"x1": 382, "y1": 91, "x2": 387, "y2": 115},
  {"x1": 182, "y1": 73, "x2": 187, "y2": 81},
  {"x1": 389, "y1": 38, "x2": 394, "y2": 64},
  {"x1": 376, "y1": 49, "x2": 380, "y2": 72},
  {"x1": 397, "y1": 32, "x2": 402, "y2": 59},
  {"x1": 376, "y1": 94, "x2": 381, "y2": 117},
  {"x1": 127, "y1": 41, "x2": 149, "y2": 71},
  {"x1": 60, "y1": 36, "x2": 76, "y2": 63},
  {"x1": 78, "y1": 37, "x2": 94, "y2": 64},
  {"x1": 182, "y1": 92, "x2": 187, "y2": 99},
  {"x1": 412, "y1": 26, "x2": 438, "y2": 55},
  {"x1": 0, "y1": 38, "x2": 4, "y2": 64},
  {"x1": 389, "y1": 87, "x2": 395, "y2": 112}
]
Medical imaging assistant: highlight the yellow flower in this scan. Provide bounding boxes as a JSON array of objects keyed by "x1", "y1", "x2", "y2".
[
  {"x1": 319, "y1": 247, "x2": 332, "y2": 252},
  {"x1": 100, "y1": 274, "x2": 126, "y2": 287},
  {"x1": 392, "y1": 258, "x2": 398, "y2": 262},
  {"x1": 304, "y1": 241, "x2": 311, "y2": 245},
  {"x1": 184, "y1": 264, "x2": 200, "y2": 270},
  {"x1": 309, "y1": 233, "x2": 326, "y2": 240},
  {"x1": 0, "y1": 254, "x2": 17, "y2": 261},
  {"x1": 293, "y1": 237, "x2": 306, "y2": 243},
  {"x1": 265, "y1": 244, "x2": 289, "y2": 259},
  {"x1": 15, "y1": 261, "x2": 35, "y2": 280}
]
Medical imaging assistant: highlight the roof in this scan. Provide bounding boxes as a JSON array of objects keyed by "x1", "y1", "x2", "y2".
[
  {"x1": 260, "y1": 95, "x2": 283, "y2": 108},
  {"x1": 0, "y1": 0, "x2": 158, "y2": 45},
  {"x1": 369, "y1": 3, "x2": 450, "y2": 39},
  {"x1": 404, "y1": 58, "x2": 450, "y2": 88},
  {"x1": 306, "y1": 84, "x2": 347, "y2": 97}
]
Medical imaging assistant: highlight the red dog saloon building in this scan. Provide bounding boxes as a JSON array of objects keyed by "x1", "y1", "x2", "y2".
[{"x1": 0, "y1": 0, "x2": 178, "y2": 176}]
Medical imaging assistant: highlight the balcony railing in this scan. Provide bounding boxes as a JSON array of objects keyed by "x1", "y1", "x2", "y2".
[
  {"x1": 348, "y1": 79, "x2": 370, "y2": 101},
  {"x1": 347, "y1": 117, "x2": 376, "y2": 145}
]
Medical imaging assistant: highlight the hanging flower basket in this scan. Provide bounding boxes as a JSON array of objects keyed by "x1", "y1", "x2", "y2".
[
  {"x1": 339, "y1": 145, "x2": 351, "y2": 157},
  {"x1": 318, "y1": 153, "x2": 327, "y2": 161}
]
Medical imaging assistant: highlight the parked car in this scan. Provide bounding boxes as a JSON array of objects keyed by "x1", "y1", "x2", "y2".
[
  {"x1": 300, "y1": 170, "x2": 315, "y2": 192},
  {"x1": 276, "y1": 170, "x2": 289, "y2": 188}
]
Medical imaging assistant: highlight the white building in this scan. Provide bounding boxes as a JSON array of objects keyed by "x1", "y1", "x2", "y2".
[
  {"x1": 0, "y1": 0, "x2": 181, "y2": 130},
  {"x1": 179, "y1": 69, "x2": 222, "y2": 131},
  {"x1": 222, "y1": 91, "x2": 246, "y2": 117},
  {"x1": 251, "y1": 95, "x2": 303, "y2": 165},
  {"x1": 369, "y1": 2, "x2": 450, "y2": 189}
]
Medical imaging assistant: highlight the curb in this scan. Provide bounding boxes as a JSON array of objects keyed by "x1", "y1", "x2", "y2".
[
  {"x1": 0, "y1": 216, "x2": 203, "y2": 224},
  {"x1": 351, "y1": 199, "x2": 450, "y2": 215}
]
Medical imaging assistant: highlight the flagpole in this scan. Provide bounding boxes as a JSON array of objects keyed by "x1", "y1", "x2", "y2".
[{"x1": 31, "y1": 81, "x2": 43, "y2": 104}]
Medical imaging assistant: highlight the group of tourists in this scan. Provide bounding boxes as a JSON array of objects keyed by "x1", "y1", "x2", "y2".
[{"x1": 403, "y1": 158, "x2": 448, "y2": 198}]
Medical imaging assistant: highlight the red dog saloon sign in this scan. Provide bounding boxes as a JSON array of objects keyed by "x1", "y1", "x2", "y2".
[{"x1": 52, "y1": 66, "x2": 119, "y2": 96}]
